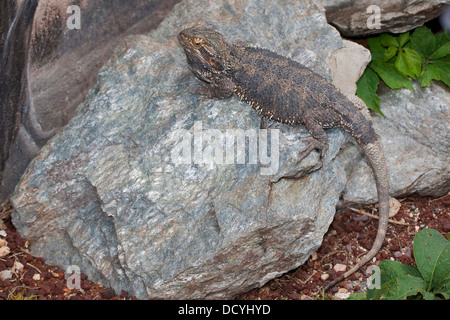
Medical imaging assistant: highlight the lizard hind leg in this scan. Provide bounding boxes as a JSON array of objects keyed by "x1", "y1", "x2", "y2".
[
  {"x1": 298, "y1": 117, "x2": 329, "y2": 163},
  {"x1": 298, "y1": 136, "x2": 328, "y2": 162}
]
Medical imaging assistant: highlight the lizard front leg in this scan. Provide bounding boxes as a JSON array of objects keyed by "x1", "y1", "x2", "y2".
[{"x1": 192, "y1": 74, "x2": 235, "y2": 100}]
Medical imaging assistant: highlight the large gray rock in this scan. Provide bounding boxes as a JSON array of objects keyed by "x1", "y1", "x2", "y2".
[
  {"x1": 342, "y1": 82, "x2": 450, "y2": 204},
  {"x1": 11, "y1": 0, "x2": 450, "y2": 299},
  {"x1": 12, "y1": 0, "x2": 348, "y2": 299}
]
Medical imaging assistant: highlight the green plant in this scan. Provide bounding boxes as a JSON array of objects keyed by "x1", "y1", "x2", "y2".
[
  {"x1": 8, "y1": 289, "x2": 40, "y2": 300},
  {"x1": 348, "y1": 228, "x2": 450, "y2": 300},
  {"x1": 356, "y1": 26, "x2": 450, "y2": 116},
  {"x1": 316, "y1": 287, "x2": 335, "y2": 300}
]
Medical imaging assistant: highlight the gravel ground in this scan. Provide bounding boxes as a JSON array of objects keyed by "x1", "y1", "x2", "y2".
[{"x1": 0, "y1": 194, "x2": 449, "y2": 300}]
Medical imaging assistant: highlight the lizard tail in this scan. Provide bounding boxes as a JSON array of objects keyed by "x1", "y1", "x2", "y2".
[{"x1": 324, "y1": 139, "x2": 390, "y2": 292}]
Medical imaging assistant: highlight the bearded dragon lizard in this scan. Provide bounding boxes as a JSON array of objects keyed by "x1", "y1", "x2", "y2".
[{"x1": 178, "y1": 25, "x2": 390, "y2": 291}]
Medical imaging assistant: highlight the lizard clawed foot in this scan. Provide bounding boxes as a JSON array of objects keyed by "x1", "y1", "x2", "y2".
[{"x1": 298, "y1": 137, "x2": 328, "y2": 163}]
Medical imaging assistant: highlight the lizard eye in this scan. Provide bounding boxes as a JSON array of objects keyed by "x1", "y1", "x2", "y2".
[{"x1": 193, "y1": 37, "x2": 205, "y2": 47}]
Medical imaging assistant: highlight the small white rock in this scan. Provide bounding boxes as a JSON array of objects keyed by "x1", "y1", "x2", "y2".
[
  {"x1": 335, "y1": 292, "x2": 351, "y2": 300},
  {"x1": 32, "y1": 273, "x2": 41, "y2": 281},
  {"x1": 389, "y1": 197, "x2": 401, "y2": 218},
  {"x1": 0, "y1": 230, "x2": 7, "y2": 237},
  {"x1": 0, "y1": 270, "x2": 13, "y2": 280},
  {"x1": 0, "y1": 246, "x2": 10, "y2": 258},
  {"x1": 13, "y1": 261, "x2": 24, "y2": 273},
  {"x1": 320, "y1": 273, "x2": 330, "y2": 281},
  {"x1": 333, "y1": 263, "x2": 347, "y2": 272}
]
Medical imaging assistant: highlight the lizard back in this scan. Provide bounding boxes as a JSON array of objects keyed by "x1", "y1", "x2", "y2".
[{"x1": 228, "y1": 46, "x2": 377, "y2": 146}]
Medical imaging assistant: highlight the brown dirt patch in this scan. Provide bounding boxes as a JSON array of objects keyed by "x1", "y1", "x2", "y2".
[{"x1": 1, "y1": 194, "x2": 449, "y2": 300}]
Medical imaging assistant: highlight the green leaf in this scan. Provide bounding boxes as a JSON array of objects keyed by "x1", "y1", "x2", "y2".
[
  {"x1": 368, "y1": 275, "x2": 427, "y2": 300},
  {"x1": 346, "y1": 292, "x2": 367, "y2": 300},
  {"x1": 396, "y1": 48, "x2": 422, "y2": 78},
  {"x1": 435, "y1": 32, "x2": 450, "y2": 49},
  {"x1": 395, "y1": 51, "x2": 415, "y2": 79},
  {"x1": 369, "y1": 59, "x2": 414, "y2": 91},
  {"x1": 434, "y1": 280, "x2": 450, "y2": 300},
  {"x1": 430, "y1": 41, "x2": 450, "y2": 60},
  {"x1": 366, "y1": 260, "x2": 423, "y2": 300},
  {"x1": 380, "y1": 33, "x2": 399, "y2": 48},
  {"x1": 398, "y1": 32, "x2": 410, "y2": 47},
  {"x1": 367, "y1": 37, "x2": 385, "y2": 60},
  {"x1": 383, "y1": 46, "x2": 398, "y2": 62},
  {"x1": 356, "y1": 67, "x2": 382, "y2": 115},
  {"x1": 413, "y1": 228, "x2": 450, "y2": 292},
  {"x1": 410, "y1": 26, "x2": 436, "y2": 59},
  {"x1": 419, "y1": 63, "x2": 440, "y2": 87},
  {"x1": 422, "y1": 291, "x2": 437, "y2": 300},
  {"x1": 432, "y1": 57, "x2": 450, "y2": 87},
  {"x1": 379, "y1": 260, "x2": 422, "y2": 283}
]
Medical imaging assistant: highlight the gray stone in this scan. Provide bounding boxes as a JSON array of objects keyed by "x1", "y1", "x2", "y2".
[
  {"x1": 342, "y1": 82, "x2": 450, "y2": 204},
  {"x1": 11, "y1": 0, "x2": 450, "y2": 300},
  {"x1": 318, "y1": 0, "x2": 450, "y2": 36},
  {"x1": 30, "y1": 0, "x2": 181, "y2": 131},
  {"x1": 12, "y1": 0, "x2": 348, "y2": 299},
  {"x1": 327, "y1": 39, "x2": 372, "y2": 97},
  {"x1": 0, "y1": 270, "x2": 13, "y2": 280}
]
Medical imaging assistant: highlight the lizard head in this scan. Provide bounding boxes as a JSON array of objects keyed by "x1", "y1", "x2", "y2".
[{"x1": 178, "y1": 25, "x2": 229, "y2": 82}]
